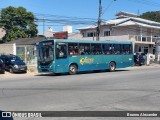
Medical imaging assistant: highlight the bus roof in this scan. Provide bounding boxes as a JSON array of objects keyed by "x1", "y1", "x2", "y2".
[{"x1": 38, "y1": 39, "x2": 132, "y2": 44}]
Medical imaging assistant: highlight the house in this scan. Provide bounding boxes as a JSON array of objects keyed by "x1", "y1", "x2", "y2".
[
  {"x1": 75, "y1": 11, "x2": 160, "y2": 54},
  {"x1": 0, "y1": 36, "x2": 45, "y2": 65}
]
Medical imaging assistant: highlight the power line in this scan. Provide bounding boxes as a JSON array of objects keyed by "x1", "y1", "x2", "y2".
[
  {"x1": 102, "y1": 0, "x2": 117, "y2": 16},
  {"x1": 129, "y1": 0, "x2": 160, "y2": 7},
  {"x1": 33, "y1": 12, "x2": 99, "y2": 22}
]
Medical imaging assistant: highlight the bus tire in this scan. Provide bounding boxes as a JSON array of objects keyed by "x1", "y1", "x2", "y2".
[
  {"x1": 69, "y1": 64, "x2": 78, "y2": 75},
  {"x1": 109, "y1": 62, "x2": 116, "y2": 72}
]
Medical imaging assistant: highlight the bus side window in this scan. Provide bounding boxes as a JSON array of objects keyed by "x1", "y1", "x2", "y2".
[
  {"x1": 122, "y1": 44, "x2": 132, "y2": 54},
  {"x1": 79, "y1": 43, "x2": 90, "y2": 55},
  {"x1": 91, "y1": 43, "x2": 102, "y2": 55},
  {"x1": 68, "y1": 43, "x2": 79, "y2": 55},
  {"x1": 102, "y1": 44, "x2": 111, "y2": 55},
  {"x1": 112, "y1": 44, "x2": 121, "y2": 54},
  {"x1": 56, "y1": 43, "x2": 67, "y2": 59}
]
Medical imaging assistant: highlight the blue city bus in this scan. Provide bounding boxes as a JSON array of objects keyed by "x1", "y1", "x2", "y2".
[{"x1": 36, "y1": 39, "x2": 134, "y2": 74}]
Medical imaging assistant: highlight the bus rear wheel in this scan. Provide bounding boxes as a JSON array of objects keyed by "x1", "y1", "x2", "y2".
[
  {"x1": 109, "y1": 62, "x2": 116, "y2": 72},
  {"x1": 69, "y1": 64, "x2": 78, "y2": 75}
]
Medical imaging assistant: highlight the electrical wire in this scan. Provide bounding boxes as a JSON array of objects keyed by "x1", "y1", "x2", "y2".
[
  {"x1": 128, "y1": 0, "x2": 160, "y2": 7},
  {"x1": 102, "y1": 0, "x2": 116, "y2": 16}
]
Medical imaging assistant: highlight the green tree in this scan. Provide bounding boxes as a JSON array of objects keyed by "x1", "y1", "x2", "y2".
[
  {"x1": 0, "y1": 6, "x2": 38, "y2": 42},
  {"x1": 140, "y1": 11, "x2": 160, "y2": 23}
]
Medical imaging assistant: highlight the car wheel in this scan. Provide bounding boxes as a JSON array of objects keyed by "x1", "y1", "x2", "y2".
[
  {"x1": 2, "y1": 70, "x2": 5, "y2": 74},
  {"x1": 69, "y1": 64, "x2": 78, "y2": 75},
  {"x1": 109, "y1": 62, "x2": 116, "y2": 72},
  {"x1": 9, "y1": 68, "x2": 13, "y2": 73},
  {"x1": 138, "y1": 63, "x2": 142, "y2": 66}
]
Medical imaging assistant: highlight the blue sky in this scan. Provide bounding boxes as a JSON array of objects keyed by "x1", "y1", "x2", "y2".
[{"x1": 1, "y1": 0, "x2": 160, "y2": 34}]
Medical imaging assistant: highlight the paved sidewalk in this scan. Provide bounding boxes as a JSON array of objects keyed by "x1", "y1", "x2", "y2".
[{"x1": 0, "y1": 71, "x2": 37, "y2": 79}]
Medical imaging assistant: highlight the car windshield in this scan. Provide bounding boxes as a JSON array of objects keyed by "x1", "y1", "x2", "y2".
[{"x1": 9, "y1": 56, "x2": 23, "y2": 62}]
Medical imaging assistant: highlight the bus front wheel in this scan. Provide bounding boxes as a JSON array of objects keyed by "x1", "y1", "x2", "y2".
[
  {"x1": 69, "y1": 64, "x2": 78, "y2": 75},
  {"x1": 109, "y1": 62, "x2": 116, "y2": 72}
]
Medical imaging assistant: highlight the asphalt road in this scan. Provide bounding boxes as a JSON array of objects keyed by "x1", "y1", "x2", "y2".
[{"x1": 0, "y1": 65, "x2": 160, "y2": 120}]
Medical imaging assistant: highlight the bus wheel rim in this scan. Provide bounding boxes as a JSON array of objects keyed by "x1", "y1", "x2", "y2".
[
  {"x1": 111, "y1": 65, "x2": 114, "y2": 70},
  {"x1": 70, "y1": 66, "x2": 75, "y2": 73}
]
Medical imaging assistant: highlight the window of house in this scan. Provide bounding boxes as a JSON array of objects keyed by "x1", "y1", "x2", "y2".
[
  {"x1": 91, "y1": 44, "x2": 102, "y2": 55},
  {"x1": 142, "y1": 37, "x2": 146, "y2": 42},
  {"x1": 87, "y1": 32, "x2": 96, "y2": 37},
  {"x1": 82, "y1": 33, "x2": 85, "y2": 37},
  {"x1": 104, "y1": 30, "x2": 111, "y2": 36},
  {"x1": 79, "y1": 43, "x2": 90, "y2": 55}
]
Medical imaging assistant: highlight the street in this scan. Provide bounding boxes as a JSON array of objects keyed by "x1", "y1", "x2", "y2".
[{"x1": 0, "y1": 65, "x2": 160, "y2": 120}]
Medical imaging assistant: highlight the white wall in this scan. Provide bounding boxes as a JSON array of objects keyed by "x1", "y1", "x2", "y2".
[
  {"x1": 0, "y1": 28, "x2": 6, "y2": 39},
  {"x1": 0, "y1": 43, "x2": 16, "y2": 55}
]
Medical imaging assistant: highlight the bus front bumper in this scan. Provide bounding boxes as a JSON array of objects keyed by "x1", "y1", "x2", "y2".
[{"x1": 38, "y1": 66, "x2": 54, "y2": 73}]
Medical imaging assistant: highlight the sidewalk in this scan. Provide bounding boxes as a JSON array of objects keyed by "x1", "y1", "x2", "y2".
[
  {"x1": 0, "y1": 71, "x2": 38, "y2": 79},
  {"x1": 128, "y1": 63, "x2": 160, "y2": 70}
]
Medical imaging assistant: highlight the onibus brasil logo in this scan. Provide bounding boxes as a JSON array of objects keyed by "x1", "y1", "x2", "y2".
[{"x1": 80, "y1": 57, "x2": 94, "y2": 65}]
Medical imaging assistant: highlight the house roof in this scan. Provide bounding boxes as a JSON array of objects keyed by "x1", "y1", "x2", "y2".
[
  {"x1": 115, "y1": 20, "x2": 160, "y2": 29},
  {"x1": 6, "y1": 37, "x2": 46, "y2": 45},
  {"x1": 102, "y1": 17, "x2": 130, "y2": 25},
  {"x1": 77, "y1": 12, "x2": 160, "y2": 30},
  {"x1": 115, "y1": 11, "x2": 139, "y2": 17},
  {"x1": 76, "y1": 25, "x2": 97, "y2": 30}
]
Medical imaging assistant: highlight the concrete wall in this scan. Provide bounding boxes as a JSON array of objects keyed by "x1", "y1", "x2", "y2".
[
  {"x1": 0, "y1": 28, "x2": 6, "y2": 39},
  {"x1": 0, "y1": 43, "x2": 16, "y2": 55}
]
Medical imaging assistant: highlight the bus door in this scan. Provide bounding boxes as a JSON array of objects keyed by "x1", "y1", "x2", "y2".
[{"x1": 54, "y1": 43, "x2": 68, "y2": 73}]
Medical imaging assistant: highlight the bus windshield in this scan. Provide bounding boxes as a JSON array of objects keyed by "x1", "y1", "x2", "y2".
[{"x1": 37, "y1": 41, "x2": 54, "y2": 63}]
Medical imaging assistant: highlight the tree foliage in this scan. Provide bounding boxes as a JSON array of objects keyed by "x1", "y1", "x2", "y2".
[
  {"x1": 0, "y1": 6, "x2": 38, "y2": 42},
  {"x1": 140, "y1": 11, "x2": 160, "y2": 23}
]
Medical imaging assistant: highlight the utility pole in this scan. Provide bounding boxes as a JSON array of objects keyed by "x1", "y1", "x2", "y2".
[
  {"x1": 43, "y1": 17, "x2": 45, "y2": 36},
  {"x1": 96, "y1": 0, "x2": 102, "y2": 41}
]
